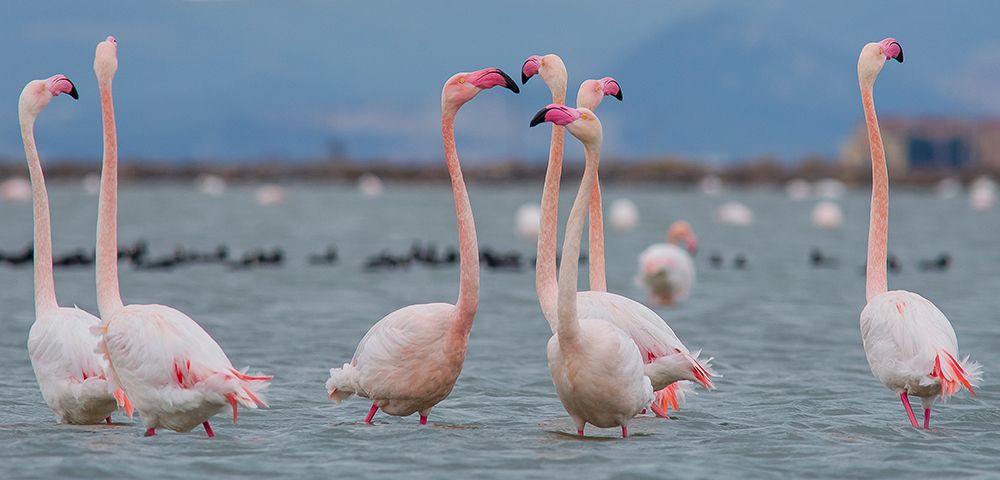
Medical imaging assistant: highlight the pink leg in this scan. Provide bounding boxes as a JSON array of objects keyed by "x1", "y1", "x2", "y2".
[
  {"x1": 364, "y1": 403, "x2": 378, "y2": 424},
  {"x1": 899, "y1": 392, "x2": 919, "y2": 428},
  {"x1": 621, "y1": 425, "x2": 629, "y2": 438},
  {"x1": 419, "y1": 415, "x2": 427, "y2": 425},
  {"x1": 923, "y1": 408, "x2": 931, "y2": 429},
  {"x1": 105, "y1": 416, "x2": 112, "y2": 425},
  {"x1": 577, "y1": 428, "x2": 584, "y2": 437},
  {"x1": 203, "y1": 421, "x2": 215, "y2": 438},
  {"x1": 144, "y1": 428, "x2": 156, "y2": 437}
]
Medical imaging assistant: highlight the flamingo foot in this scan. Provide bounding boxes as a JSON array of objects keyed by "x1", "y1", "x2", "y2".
[
  {"x1": 203, "y1": 421, "x2": 215, "y2": 438},
  {"x1": 419, "y1": 415, "x2": 427, "y2": 425},
  {"x1": 621, "y1": 425, "x2": 629, "y2": 438},
  {"x1": 576, "y1": 429, "x2": 584, "y2": 437},
  {"x1": 900, "y1": 392, "x2": 919, "y2": 428},
  {"x1": 144, "y1": 428, "x2": 156, "y2": 437},
  {"x1": 105, "y1": 416, "x2": 112, "y2": 425},
  {"x1": 923, "y1": 408, "x2": 931, "y2": 430},
  {"x1": 364, "y1": 403, "x2": 378, "y2": 424}
]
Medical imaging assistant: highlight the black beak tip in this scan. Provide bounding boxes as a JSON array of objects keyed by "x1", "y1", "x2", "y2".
[
  {"x1": 521, "y1": 72, "x2": 530, "y2": 85},
  {"x1": 68, "y1": 84, "x2": 79, "y2": 100},
  {"x1": 895, "y1": 51, "x2": 904, "y2": 63},
  {"x1": 493, "y1": 69, "x2": 519, "y2": 94},
  {"x1": 614, "y1": 90, "x2": 623, "y2": 101},
  {"x1": 529, "y1": 108, "x2": 550, "y2": 128}
]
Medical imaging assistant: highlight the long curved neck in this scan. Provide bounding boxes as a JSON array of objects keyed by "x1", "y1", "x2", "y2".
[
  {"x1": 96, "y1": 77, "x2": 124, "y2": 316},
  {"x1": 557, "y1": 141, "x2": 600, "y2": 347},
  {"x1": 862, "y1": 80, "x2": 888, "y2": 302},
  {"x1": 535, "y1": 89, "x2": 566, "y2": 323},
  {"x1": 20, "y1": 113, "x2": 58, "y2": 314},
  {"x1": 442, "y1": 109, "x2": 479, "y2": 337},
  {"x1": 587, "y1": 178, "x2": 606, "y2": 292}
]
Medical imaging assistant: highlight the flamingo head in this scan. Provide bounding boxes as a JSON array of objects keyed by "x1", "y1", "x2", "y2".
[
  {"x1": 442, "y1": 67, "x2": 519, "y2": 112},
  {"x1": 521, "y1": 54, "x2": 567, "y2": 94},
  {"x1": 667, "y1": 220, "x2": 698, "y2": 256},
  {"x1": 576, "y1": 77, "x2": 622, "y2": 111},
  {"x1": 858, "y1": 37, "x2": 902, "y2": 85},
  {"x1": 94, "y1": 36, "x2": 119, "y2": 81},
  {"x1": 530, "y1": 104, "x2": 602, "y2": 145},
  {"x1": 18, "y1": 75, "x2": 78, "y2": 119}
]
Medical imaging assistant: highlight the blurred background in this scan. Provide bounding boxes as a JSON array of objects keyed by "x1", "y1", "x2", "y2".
[{"x1": 2, "y1": 1, "x2": 1000, "y2": 182}]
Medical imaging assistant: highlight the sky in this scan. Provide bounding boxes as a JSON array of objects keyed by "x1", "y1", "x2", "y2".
[{"x1": 3, "y1": 1, "x2": 1000, "y2": 165}]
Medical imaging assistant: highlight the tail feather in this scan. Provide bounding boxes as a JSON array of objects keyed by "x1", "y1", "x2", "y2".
[
  {"x1": 687, "y1": 349, "x2": 717, "y2": 390},
  {"x1": 931, "y1": 351, "x2": 981, "y2": 400},
  {"x1": 648, "y1": 381, "x2": 693, "y2": 417},
  {"x1": 113, "y1": 388, "x2": 134, "y2": 418},
  {"x1": 326, "y1": 363, "x2": 361, "y2": 402}
]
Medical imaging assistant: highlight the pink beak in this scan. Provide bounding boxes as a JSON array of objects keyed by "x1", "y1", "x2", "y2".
[
  {"x1": 467, "y1": 68, "x2": 520, "y2": 93},
  {"x1": 521, "y1": 55, "x2": 542, "y2": 84},
  {"x1": 686, "y1": 237, "x2": 699, "y2": 257},
  {"x1": 599, "y1": 77, "x2": 623, "y2": 101},
  {"x1": 879, "y1": 38, "x2": 903, "y2": 63},
  {"x1": 529, "y1": 104, "x2": 581, "y2": 127},
  {"x1": 45, "y1": 74, "x2": 79, "y2": 99}
]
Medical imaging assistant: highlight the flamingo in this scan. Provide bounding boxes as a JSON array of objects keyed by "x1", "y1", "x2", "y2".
[
  {"x1": 636, "y1": 221, "x2": 698, "y2": 306},
  {"x1": 326, "y1": 67, "x2": 519, "y2": 425},
  {"x1": 575, "y1": 75, "x2": 622, "y2": 291},
  {"x1": 523, "y1": 55, "x2": 713, "y2": 419},
  {"x1": 20, "y1": 74, "x2": 130, "y2": 425},
  {"x1": 857, "y1": 38, "x2": 981, "y2": 429},
  {"x1": 812, "y1": 201, "x2": 843, "y2": 230},
  {"x1": 90, "y1": 36, "x2": 270, "y2": 438},
  {"x1": 532, "y1": 105, "x2": 662, "y2": 438},
  {"x1": 714, "y1": 201, "x2": 753, "y2": 226}
]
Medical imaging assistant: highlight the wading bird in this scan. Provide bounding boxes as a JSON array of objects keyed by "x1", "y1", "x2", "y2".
[{"x1": 856, "y1": 38, "x2": 980, "y2": 429}]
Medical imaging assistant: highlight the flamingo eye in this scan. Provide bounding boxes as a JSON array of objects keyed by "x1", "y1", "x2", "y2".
[{"x1": 458, "y1": 77, "x2": 465, "y2": 84}]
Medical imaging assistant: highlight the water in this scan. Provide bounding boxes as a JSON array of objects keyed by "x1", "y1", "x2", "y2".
[{"x1": 1, "y1": 182, "x2": 999, "y2": 479}]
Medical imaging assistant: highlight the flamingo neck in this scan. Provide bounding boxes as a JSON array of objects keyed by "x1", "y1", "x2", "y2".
[
  {"x1": 442, "y1": 110, "x2": 479, "y2": 337},
  {"x1": 535, "y1": 90, "x2": 566, "y2": 323},
  {"x1": 19, "y1": 113, "x2": 58, "y2": 314},
  {"x1": 587, "y1": 177, "x2": 606, "y2": 292},
  {"x1": 96, "y1": 78, "x2": 123, "y2": 316},
  {"x1": 558, "y1": 141, "x2": 601, "y2": 347},
  {"x1": 862, "y1": 81, "x2": 888, "y2": 302}
]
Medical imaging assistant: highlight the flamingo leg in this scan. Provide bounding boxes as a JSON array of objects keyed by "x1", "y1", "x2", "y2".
[
  {"x1": 144, "y1": 428, "x2": 156, "y2": 437},
  {"x1": 923, "y1": 408, "x2": 931, "y2": 429},
  {"x1": 364, "y1": 403, "x2": 378, "y2": 424},
  {"x1": 576, "y1": 428, "x2": 584, "y2": 437},
  {"x1": 105, "y1": 416, "x2": 112, "y2": 425},
  {"x1": 419, "y1": 415, "x2": 428, "y2": 425},
  {"x1": 203, "y1": 421, "x2": 215, "y2": 438},
  {"x1": 899, "y1": 392, "x2": 918, "y2": 428},
  {"x1": 621, "y1": 425, "x2": 629, "y2": 438}
]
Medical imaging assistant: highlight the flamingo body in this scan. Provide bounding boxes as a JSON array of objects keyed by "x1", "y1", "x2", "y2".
[
  {"x1": 547, "y1": 317, "x2": 653, "y2": 430},
  {"x1": 327, "y1": 302, "x2": 463, "y2": 416},
  {"x1": 861, "y1": 290, "x2": 980, "y2": 407},
  {"x1": 29, "y1": 307, "x2": 120, "y2": 424},
  {"x1": 96, "y1": 304, "x2": 269, "y2": 432},
  {"x1": 636, "y1": 244, "x2": 696, "y2": 305}
]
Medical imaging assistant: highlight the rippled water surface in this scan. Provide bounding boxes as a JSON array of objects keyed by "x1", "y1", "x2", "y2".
[{"x1": 1, "y1": 183, "x2": 999, "y2": 479}]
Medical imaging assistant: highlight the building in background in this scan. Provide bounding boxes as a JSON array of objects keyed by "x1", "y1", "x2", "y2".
[{"x1": 840, "y1": 118, "x2": 1000, "y2": 175}]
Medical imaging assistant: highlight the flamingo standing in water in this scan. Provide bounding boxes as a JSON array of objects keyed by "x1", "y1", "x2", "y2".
[
  {"x1": 326, "y1": 67, "x2": 519, "y2": 425},
  {"x1": 20, "y1": 74, "x2": 130, "y2": 424},
  {"x1": 90, "y1": 36, "x2": 270, "y2": 438},
  {"x1": 857, "y1": 38, "x2": 980, "y2": 429},
  {"x1": 524, "y1": 55, "x2": 713, "y2": 418},
  {"x1": 532, "y1": 105, "x2": 658, "y2": 438},
  {"x1": 636, "y1": 221, "x2": 698, "y2": 306}
]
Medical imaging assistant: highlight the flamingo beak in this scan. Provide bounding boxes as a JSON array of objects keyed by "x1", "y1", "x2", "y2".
[
  {"x1": 521, "y1": 55, "x2": 542, "y2": 84},
  {"x1": 529, "y1": 107, "x2": 553, "y2": 127},
  {"x1": 601, "y1": 78, "x2": 623, "y2": 101},
  {"x1": 469, "y1": 68, "x2": 520, "y2": 94},
  {"x1": 67, "y1": 82, "x2": 79, "y2": 100}
]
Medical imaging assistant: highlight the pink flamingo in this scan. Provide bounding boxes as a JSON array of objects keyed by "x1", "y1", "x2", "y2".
[
  {"x1": 636, "y1": 221, "x2": 698, "y2": 305},
  {"x1": 90, "y1": 36, "x2": 270, "y2": 438},
  {"x1": 857, "y1": 38, "x2": 980, "y2": 429},
  {"x1": 532, "y1": 104, "x2": 655, "y2": 438},
  {"x1": 20, "y1": 74, "x2": 131, "y2": 424},
  {"x1": 524, "y1": 55, "x2": 712, "y2": 417},
  {"x1": 326, "y1": 68, "x2": 519, "y2": 425}
]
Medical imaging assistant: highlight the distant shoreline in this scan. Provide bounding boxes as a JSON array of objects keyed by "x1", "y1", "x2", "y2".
[{"x1": 2, "y1": 156, "x2": 996, "y2": 187}]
